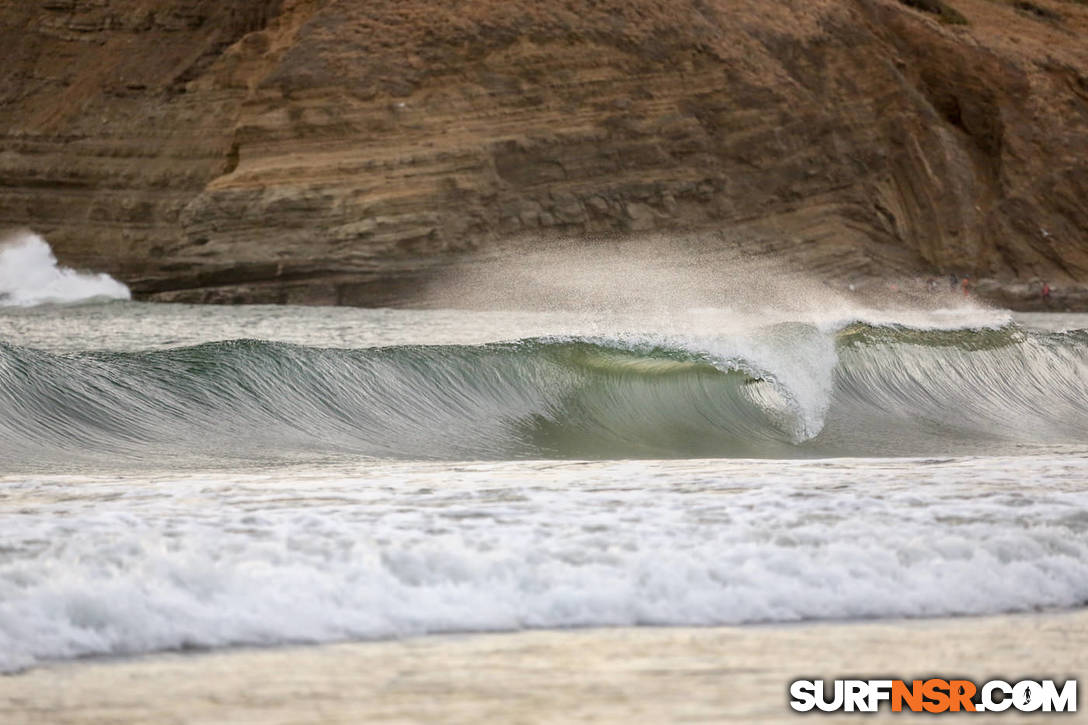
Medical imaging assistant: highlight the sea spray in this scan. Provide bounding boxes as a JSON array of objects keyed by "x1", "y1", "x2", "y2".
[{"x1": 0, "y1": 230, "x2": 130, "y2": 306}]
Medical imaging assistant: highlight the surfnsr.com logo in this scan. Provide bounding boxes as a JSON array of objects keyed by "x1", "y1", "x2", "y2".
[{"x1": 790, "y1": 679, "x2": 1077, "y2": 713}]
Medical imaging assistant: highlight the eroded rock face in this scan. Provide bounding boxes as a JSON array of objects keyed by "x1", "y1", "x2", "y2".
[{"x1": 1, "y1": 0, "x2": 1086, "y2": 305}]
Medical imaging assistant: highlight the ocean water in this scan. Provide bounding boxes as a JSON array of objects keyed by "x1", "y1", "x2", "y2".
[{"x1": 1, "y1": 240, "x2": 1087, "y2": 673}]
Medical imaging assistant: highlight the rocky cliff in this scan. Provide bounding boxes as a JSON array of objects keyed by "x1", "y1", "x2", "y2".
[{"x1": 2, "y1": 0, "x2": 1087, "y2": 307}]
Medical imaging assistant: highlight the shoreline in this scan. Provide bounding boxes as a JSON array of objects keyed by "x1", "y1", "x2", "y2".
[{"x1": 3, "y1": 610, "x2": 1085, "y2": 724}]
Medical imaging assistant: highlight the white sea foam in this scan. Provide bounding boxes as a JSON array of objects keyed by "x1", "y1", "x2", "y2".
[
  {"x1": 0, "y1": 230, "x2": 130, "y2": 307},
  {"x1": 2, "y1": 458, "x2": 1086, "y2": 672}
]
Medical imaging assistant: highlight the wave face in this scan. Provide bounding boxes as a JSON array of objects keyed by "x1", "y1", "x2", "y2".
[
  {"x1": 2, "y1": 322, "x2": 1087, "y2": 465},
  {"x1": 0, "y1": 231, "x2": 130, "y2": 307}
]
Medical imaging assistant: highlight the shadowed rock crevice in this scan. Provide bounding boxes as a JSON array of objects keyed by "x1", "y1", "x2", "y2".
[{"x1": 897, "y1": 0, "x2": 970, "y2": 24}]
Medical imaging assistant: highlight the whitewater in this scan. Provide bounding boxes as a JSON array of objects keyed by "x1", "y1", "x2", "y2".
[
  {"x1": 1, "y1": 237, "x2": 1086, "y2": 674},
  {"x1": 0, "y1": 231, "x2": 130, "y2": 307}
]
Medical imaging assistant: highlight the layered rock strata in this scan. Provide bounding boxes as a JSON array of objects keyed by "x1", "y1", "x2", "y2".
[{"x1": 1, "y1": 0, "x2": 1086, "y2": 307}]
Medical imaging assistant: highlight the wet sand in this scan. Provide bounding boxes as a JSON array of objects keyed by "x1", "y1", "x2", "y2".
[{"x1": 2, "y1": 610, "x2": 1084, "y2": 724}]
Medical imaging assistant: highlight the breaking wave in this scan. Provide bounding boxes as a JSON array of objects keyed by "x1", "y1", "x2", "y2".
[
  {"x1": 0, "y1": 231, "x2": 130, "y2": 307},
  {"x1": 2, "y1": 322, "x2": 1087, "y2": 466},
  {"x1": 3, "y1": 317, "x2": 1088, "y2": 672}
]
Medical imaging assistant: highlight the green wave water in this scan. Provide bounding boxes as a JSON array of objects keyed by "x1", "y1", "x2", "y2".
[{"x1": 2, "y1": 323, "x2": 1087, "y2": 468}]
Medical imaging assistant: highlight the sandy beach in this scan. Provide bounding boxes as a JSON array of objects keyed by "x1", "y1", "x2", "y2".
[{"x1": 3, "y1": 610, "x2": 1084, "y2": 724}]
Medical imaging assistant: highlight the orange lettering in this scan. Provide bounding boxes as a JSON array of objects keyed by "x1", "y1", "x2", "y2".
[
  {"x1": 922, "y1": 679, "x2": 951, "y2": 713},
  {"x1": 949, "y1": 680, "x2": 977, "y2": 712},
  {"x1": 892, "y1": 680, "x2": 924, "y2": 712}
]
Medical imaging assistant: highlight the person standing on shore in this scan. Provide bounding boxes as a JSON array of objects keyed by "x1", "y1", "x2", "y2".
[
  {"x1": 961, "y1": 276, "x2": 971, "y2": 297},
  {"x1": 1042, "y1": 281, "x2": 1052, "y2": 304}
]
